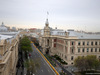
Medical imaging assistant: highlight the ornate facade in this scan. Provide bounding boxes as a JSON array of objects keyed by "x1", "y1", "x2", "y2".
[
  {"x1": 0, "y1": 35, "x2": 19, "y2": 75},
  {"x1": 0, "y1": 22, "x2": 20, "y2": 75},
  {"x1": 39, "y1": 19, "x2": 100, "y2": 65}
]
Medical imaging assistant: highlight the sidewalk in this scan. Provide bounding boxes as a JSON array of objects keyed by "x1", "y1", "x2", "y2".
[
  {"x1": 52, "y1": 58, "x2": 74, "y2": 75},
  {"x1": 23, "y1": 52, "x2": 27, "y2": 75},
  {"x1": 16, "y1": 50, "x2": 26, "y2": 75}
]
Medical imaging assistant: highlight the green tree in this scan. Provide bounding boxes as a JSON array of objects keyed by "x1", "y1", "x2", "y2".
[
  {"x1": 31, "y1": 37, "x2": 39, "y2": 47},
  {"x1": 20, "y1": 36, "x2": 32, "y2": 59},
  {"x1": 24, "y1": 59, "x2": 40, "y2": 75},
  {"x1": 74, "y1": 56, "x2": 87, "y2": 71},
  {"x1": 74, "y1": 55, "x2": 100, "y2": 71},
  {"x1": 86, "y1": 55, "x2": 100, "y2": 70}
]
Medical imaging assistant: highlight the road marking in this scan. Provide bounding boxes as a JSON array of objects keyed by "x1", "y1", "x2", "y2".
[
  {"x1": 32, "y1": 44, "x2": 57, "y2": 75},
  {"x1": 41, "y1": 70, "x2": 43, "y2": 72},
  {"x1": 37, "y1": 51, "x2": 56, "y2": 75}
]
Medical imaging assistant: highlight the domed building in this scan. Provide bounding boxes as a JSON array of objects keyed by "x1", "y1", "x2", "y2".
[{"x1": 0, "y1": 22, "x2": 8, "y2": 32}]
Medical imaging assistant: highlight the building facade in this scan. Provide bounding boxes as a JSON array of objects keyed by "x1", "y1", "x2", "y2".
[
  {"x1": 0, "y1": 22, "x2": 20, "y2": 75},
  {"x1": 39, "y1": 19, "x2": 100, "y2": 65}
]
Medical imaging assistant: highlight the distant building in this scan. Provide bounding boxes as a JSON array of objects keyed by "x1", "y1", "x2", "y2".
[
  {"x1": 0, "y1": 22, "x2": 17, "y2": 32},
  {"x1": 39, "y1": 19, "x2": 100, "y2": 65},
  {"x1": 29, "y1": 28, "x2": 37, "y2": 33},
  {"x1": 0, "y1": 22, "x2": 8, "y2": 32},
  {"x1": 12, "y1": 27, "x2": 17, "y2": 31}
]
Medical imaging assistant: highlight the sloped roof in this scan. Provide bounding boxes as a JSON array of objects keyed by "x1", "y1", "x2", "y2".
[
  {"x1": 68, "y1": 30, "x2": 100, "y2": 39},
  {"x1": 41, "y1": 26, "x2": 100, "y2": 39}
]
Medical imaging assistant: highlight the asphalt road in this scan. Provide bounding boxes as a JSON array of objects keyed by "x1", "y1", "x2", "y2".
[{"x1": 30, "y1": 43, "x2": 56, "y2": 75}]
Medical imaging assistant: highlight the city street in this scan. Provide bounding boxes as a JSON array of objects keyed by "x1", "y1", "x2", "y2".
[{"x1": 30, "y1": 43, "x2": 56, "y2": 75}]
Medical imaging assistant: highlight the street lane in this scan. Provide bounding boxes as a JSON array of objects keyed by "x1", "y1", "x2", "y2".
[{"x1": 30, "y1": 43, "x2": 56, "y2": 75}]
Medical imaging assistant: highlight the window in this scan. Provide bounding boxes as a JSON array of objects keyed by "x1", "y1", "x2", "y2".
[
  {"x1": 78, "y1": 48, "x2": 80, "y2": 53},
  {"x1": 65, "y1": 47, "x2": 67, "y2": 53},
  {"x1": 78, "y1": 42, "x2": 80, "y2": 45},
  {"x1": 95, "y1": 48, "x2": 97, "y2": 52},
  {"x1": 54, "y1": 39, "x2": 57, "y2": 42},
  {"x1": 65, "y1": 56, "x2": 67, "y2": 60},
  {"x1": 71, "y1": 48, "x2": 74, "y2": 53},
  {"x1": 72, "y1": 42, "x2": 74, "y2": 45},
  {"x1": 91, "y1": 48, "x2": 93, "y2": 52},
  {"x1": 83, "y1": 42, "x2": 85, "y2": 45},
  {"x1": 54, "y1": 43, "x2": 56, "y2": 47},
  {"x1": 87, "y1": 48, "x2": 89, "y2": 52},
  {"x1": 71, "y1": 56, "x2": 74, "y2": 60},
  {"x1": 82, "y1": 48, "x2": 85, "y2": 52},
  {"x1": 95, "y1": 42, "x2": 97, "y2": 45},
  {"x1": 99, "y1": 48, "x2": 100, "y2": 52},
  {"x1": 71, "y1": 63, "x2": 73, "y2": 64},
  {"x1": 66, "y1": 41, "x2": 67, "y2": 45},
  {"x1": 87, "y1": 42, "x2": 89, "y2": 45},
  {"x1": 91, "y1": 42, "x2": 93, "y2": 45},
  {"x1": 47, "y1": 39, "x2": 49, "y2": 45}
]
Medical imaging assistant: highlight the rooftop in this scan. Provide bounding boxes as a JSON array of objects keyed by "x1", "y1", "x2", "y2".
[
  {"x1": 41, "y1": 28, "x2": 100, "y2": 39},
  {"x1": 0, "y1": 31, "x2": 19, "y2": 44}
]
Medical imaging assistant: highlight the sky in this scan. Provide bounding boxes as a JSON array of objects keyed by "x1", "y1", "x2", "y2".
[{"x1": 0, "y1": 0, "x2": 100, "y2": 32}]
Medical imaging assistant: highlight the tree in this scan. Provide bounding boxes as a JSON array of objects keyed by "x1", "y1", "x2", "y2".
[
  {"x1": 24, "y1": 59, "x2": 40, "y2": 75},
  {"x1": 86, "y1": 55, "x2": 100, "y2": 70},
  {"x1": 74, "y1": 56, "x2": 87, "y2": 71},
  {"x1": 74, "y1": 55, "x2": 100, "y2": 71},
  {"x1": 20, "y1": 36, "x2": 32, "y2": 59},
  {"x1": 31, "y1": 37, "x2": 39, "y2": 47}
]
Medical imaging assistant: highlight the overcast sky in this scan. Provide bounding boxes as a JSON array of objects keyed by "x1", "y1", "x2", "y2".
[{"x1": 0, "y1": 0, "x2": 100, "y2": 32}]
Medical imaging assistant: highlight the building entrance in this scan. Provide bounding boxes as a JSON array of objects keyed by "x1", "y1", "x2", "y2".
[{"x1": 46, "y1": 48, "x2": 49, "y2": 54}]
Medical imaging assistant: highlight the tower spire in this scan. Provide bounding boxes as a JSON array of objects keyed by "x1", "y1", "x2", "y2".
[
  {"x1": 1, "y1": 22, "x2": 4, "y2": 26},
  {"x1": 2, "y1": 22, "x2": 4, "y2": 25},
  {"x1": 45, "y1": 12, "x2": 49, "y2": 26}
]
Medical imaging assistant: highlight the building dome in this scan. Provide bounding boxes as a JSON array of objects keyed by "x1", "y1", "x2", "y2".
[{"x1": 0, "y1": 22, "x2": 8, "y2": 32}]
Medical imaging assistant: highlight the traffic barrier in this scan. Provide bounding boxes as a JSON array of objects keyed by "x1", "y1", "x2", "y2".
[{"x1": 31, "y1": 41, "x2": 59, "y2": 75}]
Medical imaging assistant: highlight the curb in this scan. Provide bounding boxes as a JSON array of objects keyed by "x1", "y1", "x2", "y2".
[{"x1": 31, "y1": 41, "x2": 59, "y2": 75}]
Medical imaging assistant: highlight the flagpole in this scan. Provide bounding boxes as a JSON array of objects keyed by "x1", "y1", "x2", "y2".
[{"x1": 47, "y1": 12, "x2": 49, "y2": 19}]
